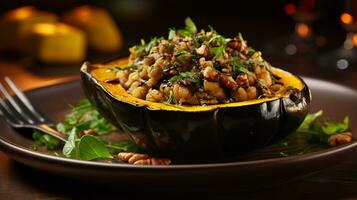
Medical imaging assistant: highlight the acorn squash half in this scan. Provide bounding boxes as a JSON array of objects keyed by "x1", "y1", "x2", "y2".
[{"x1": 80, "y1": 58, "x2": 311, "y2": 161}]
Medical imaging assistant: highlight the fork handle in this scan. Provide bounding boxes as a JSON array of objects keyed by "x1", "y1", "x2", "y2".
[{"x1": 37, "y1": 124, "x2": 67, "y2": 142}]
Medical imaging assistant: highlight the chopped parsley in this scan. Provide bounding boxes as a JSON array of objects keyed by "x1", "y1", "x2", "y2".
[
  {"x1": 169, "y1": 71, "x2": 198, "y2": 84},
  {"x1": 209, "y1": 46, "x2": 225, "y2": 60},
  {"x1": 177, "y1": 17, "x2": 197, "y2": 37},
  {"x1": 297, "y1": 110, "x2": 350, "y2": 144}
]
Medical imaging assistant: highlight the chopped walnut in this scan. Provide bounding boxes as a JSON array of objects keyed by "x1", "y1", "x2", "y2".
[
  {"x1": 83, "y1": 129, "x2": 98, "y2": 136},
  {"x1": 235, "y1": 74, "x2": 249, "y2": 88},
  {"x1": 328, "y1": 132, "x2": 353, "y2": 147},
  {"x1": 118, "y1": 152, "x2": 171, "y2": 165}
]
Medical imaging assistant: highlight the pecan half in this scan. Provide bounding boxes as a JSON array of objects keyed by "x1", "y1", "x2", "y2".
[
  {"x1": 118, "y1": 152, "x2": 171, "y2": 165},
  {"x1": 327, "y1": 132, "x2": 353, "y2": 147}
]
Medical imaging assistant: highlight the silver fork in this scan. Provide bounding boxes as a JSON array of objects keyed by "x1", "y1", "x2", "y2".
[{"x1": 0, "y1": 77, "x2": 67, "y2": 142}]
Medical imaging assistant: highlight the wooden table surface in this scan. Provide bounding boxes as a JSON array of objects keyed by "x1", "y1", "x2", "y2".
[{"x1": 0, "y1": 55, "x2": 356, "y2": 199}]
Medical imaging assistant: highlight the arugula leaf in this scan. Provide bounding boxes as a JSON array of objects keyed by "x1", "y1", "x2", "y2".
[
  {"x1": 63, "y1": 128, "x2": 78, "y2": 158},
  {"x1": 78, "y1": 135, "x2": 113, "y2": 161},
  {"x1": 32, "y1": 130, "x2": 62, "y2": 150}
]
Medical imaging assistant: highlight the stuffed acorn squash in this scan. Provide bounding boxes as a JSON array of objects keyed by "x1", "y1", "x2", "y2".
[{"x1": 81, "y1": 18, "x2": 310, "y2": 161}]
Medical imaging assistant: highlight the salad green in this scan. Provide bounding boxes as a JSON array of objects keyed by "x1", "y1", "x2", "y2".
[{"x1": 32, "y1": 100, "x2": 351, "y2": 161}]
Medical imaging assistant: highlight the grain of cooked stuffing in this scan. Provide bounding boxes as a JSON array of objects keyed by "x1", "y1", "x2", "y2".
[{"x1": 112, "y1": 18, "x2": 293, "y2": 105}]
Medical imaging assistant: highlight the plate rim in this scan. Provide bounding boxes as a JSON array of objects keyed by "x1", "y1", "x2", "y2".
[{"x1": 0, "y1": 78, "x2": 357, "y2": 170}]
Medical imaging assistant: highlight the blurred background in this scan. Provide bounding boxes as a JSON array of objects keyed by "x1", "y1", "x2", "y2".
[{"x1": 0, "y1": 0, "x2": 356, "y2": 89}]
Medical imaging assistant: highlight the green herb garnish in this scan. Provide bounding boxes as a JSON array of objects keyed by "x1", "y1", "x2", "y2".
[
  {"x1": 32, "y1": 130, "x2": 62, "y2": 150},
  {"x1": 168, "y1": 72, "x2": 198, "y2": 84},
  {"x1": 237, "y1": 32, "x2": 244, "y2": 41},
  {"x1": 78, "y1": 135, "x2": 113, "y2": 161},
  {"x1": 56, "y1": 99, "x2": 113, "y2": 136},
  {"x1": 107, "y1": 140, "x2": 144, "y2": 154},
  {"x1": 297, "y1": 110, "x2": 350, "y2": 144},
  {"x1": 33, "y1": 99, "x2": 143, "y2": 161},
  {"x1": 209, "y1": 46, "x2": 225, "y2": 60},
  {"x1": 232, "y1": 57, "x2": 251, "y2": 74},
  {"x1": 278, "y1": 110, "x2": 351, "y2": 157},
  {"x1": 168, "y1": 28, "x2": 176, "y2": 40},
  {"x1": 247, "y1": 47, "x2": 256, "y2": 54},
  {"x1": 177, "y1": 17, "x2": 197, "y2": 37}
]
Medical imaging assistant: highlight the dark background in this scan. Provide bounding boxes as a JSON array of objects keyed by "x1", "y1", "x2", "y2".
[{"x1": 0, "y1": 0, "x2": 347, "y2": 53}]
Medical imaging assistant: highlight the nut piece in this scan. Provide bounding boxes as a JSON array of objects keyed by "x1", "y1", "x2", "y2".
[
  {"x1": 327, "y1": 132, "x2": 353, "y2": 147},
  {"x1": 83, "y1": 129, "x2": 98, "y2": 136},
  {"x1": 118, "y1": 152, "x2": 149, "y2": 164},
  {"x1": 133, "y1": 158, "x2": 171, "y2": 165},
  {"x1": 118, "y1": 152, "x2": 171, "y2": 165}
]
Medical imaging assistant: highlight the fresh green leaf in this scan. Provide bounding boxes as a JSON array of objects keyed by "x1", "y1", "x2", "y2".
[
  {"x1": 177, "y1": 17, "x2": 197, "y2": 37},
  {"x1": 78, "y1": 135, "x2": 113, "y2": 161},
  {"x1": 168, "y1": 28, "x2": 176, "y2": 40},
  {"x1": 32, "y1": 130, "x2": 62, "y2": 150},
  {"x1": 134, "y1": 37, "x2": 162, "y2": 53},
  {"x1": 296, "y1": 110, "x2": 350, "y2": 145},
  {"x1": 184, "y1": 17, "x2": 197, "y2": 34},
  {"x1": 232, "y1": 57, "x2": 251, "y2": 74},
  {"x1": 237, "y1": 32, "x2": 244, "y2": 41},
  {"x1": 176, "y1": 51, "x2": 191, "y2": 65},
  {"x1": 208, "y1": 25, "x2": 217, "y2": 34},
  {"x1": 169, "y1": 72, "x2": 198, "y2": 84},
  {"x1": 107, "y1": 140, "x2": 143, "y2": 154},
  {"x1": 298, "y1": 110, "x2": 323, "y2": 131},
  {"x1": 56, "y1": 123, "x2": 66, "y2": 134},
  {"x1": 321, "y1": 116, "x2": 349, "y2": 135},
  {"x1": 63, "y1": 128, "x2": 78, "y2": 158},
  {"x1": 59, "y1": 99, "x2": 113, "y2": 136},
  {"x1": 209, "y1": 46, "x2": 225, "y2": 60},
  {"x1": 208, "y1": 35, "x2": 227, "y2": 45},
  {"x1": 247, "y1": 47, "x2": 255, "y2": 54},
  {"x1": 177, "y1": 29, "x2": 192, "y2": 37}
]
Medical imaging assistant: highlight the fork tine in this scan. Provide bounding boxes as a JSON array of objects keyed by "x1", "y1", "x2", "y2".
[
  {"x1": 0, "y1": 83, "x2": 34, "y2": 124},
  {"x1": 4, "y1": 77, "x2": 46, "y2": 123},
  {"x1": 0, "y1": 98, "x2": 22, "y2": 126}
]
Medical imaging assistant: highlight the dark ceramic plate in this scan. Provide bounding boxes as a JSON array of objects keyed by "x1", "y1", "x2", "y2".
[{"x1": 0, "y1": 78, "x2": 356, "y2": 187}]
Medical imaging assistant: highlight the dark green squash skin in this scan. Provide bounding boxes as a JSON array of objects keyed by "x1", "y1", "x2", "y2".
[{"x1": 80, "y1": 62, "x2": 311, "y2": 161}]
